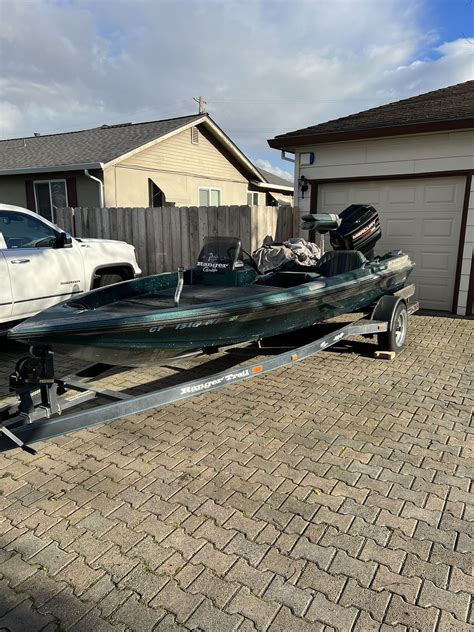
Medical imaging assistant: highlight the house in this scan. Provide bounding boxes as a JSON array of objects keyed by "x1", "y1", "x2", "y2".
[
  {"x1": 0, "y1": 113, "x2": 293, "y2": 221},
  {"x1": 269, "y1": 81, "x2": 474, "y2": 315},
  {"x1": 255, "y1": 168, "x2": 293, "y2": 206}
]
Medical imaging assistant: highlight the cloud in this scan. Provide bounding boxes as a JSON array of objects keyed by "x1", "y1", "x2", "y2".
[{"x1": 0, "y1": 0, "x2": 472, "y2": 174}]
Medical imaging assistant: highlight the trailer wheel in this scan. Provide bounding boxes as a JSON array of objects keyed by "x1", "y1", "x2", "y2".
[{"x1": 378, "y1": 301, "x2": 408, "y2": 352}]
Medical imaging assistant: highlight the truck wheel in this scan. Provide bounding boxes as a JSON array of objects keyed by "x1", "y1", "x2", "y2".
[
  {"x1": 97, "y1": 273, "x2": 124, "y2": 288},
  {"x1": 378, "y1": 301, "x2": 408, "y2": 352}
]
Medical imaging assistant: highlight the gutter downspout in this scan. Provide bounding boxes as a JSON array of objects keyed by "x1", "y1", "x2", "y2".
[
  {"x1": 280, "y1": 150, "x2": 295, "y2": 163},
  {"x1": 84, "y1": 165, "x2": 104, "y2": 207}
]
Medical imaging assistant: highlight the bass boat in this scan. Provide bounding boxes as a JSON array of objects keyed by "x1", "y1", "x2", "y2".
[{"x1": 8, "y1": 205, "x2": 414, "y2": 366}]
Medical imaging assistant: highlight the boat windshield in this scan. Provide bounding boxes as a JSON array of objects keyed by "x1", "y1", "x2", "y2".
[{"x1": 195, "y1": 236, "x2": 242, "y2": 271}]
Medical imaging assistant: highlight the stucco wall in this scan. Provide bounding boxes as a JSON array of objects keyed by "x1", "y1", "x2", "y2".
[
  {"x1": 104, "y1": 164, "x2": 249, "y2": 207},
  {"x1": 0, "y1": 172, "x2": 101, "y2": 210},
  {"x1": 0, "y1": 175, "x2": 28, "y2": 206}
]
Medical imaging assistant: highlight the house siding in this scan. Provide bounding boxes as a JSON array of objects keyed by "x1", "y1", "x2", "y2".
[
  {"x1": 107, "y1": 125, "x2": 252, "y2": 207},
  {"x1": 120, "y1": 126, "x2": 248, "y2": 183},
  {"x1": 296, "y1": 130, "x2": 474, "y2": 212}
]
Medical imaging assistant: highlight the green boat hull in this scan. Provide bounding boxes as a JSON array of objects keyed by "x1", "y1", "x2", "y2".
[{"x1": 9, "y1": 253, "x2": 414, "y2": 367}]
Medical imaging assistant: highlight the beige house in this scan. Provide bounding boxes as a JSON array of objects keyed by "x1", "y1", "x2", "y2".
[
  {"x1": 269, "y1": 81, "x2": 474, "y2": 315},
  {"x1": 0, "y1": 114, "x2": 292, "y2": 221}
]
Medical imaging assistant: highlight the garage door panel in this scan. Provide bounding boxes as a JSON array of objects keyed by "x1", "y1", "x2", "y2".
[
  {"x1": 352, "y1": 189, "x2": 382, "y2": 205},
  {"x1": 384, "y1": 218, "x2": 419, "y2": 239},
  {"x1": 318, "y1": 177, "x2": 464, "y2": 311},
  {"x1": 422, "y1": 217, "x2": 458, "y2": 240},
  {"x1": 322, "y1": 189, "x2": 349, "y2": 206},
  {"x1": 387, "y1": 186, "x2": 417, "y2": 204},
  {"x1": 382, "y1": 215, "x2": 459, "y2": 244},
  {"x1": 424, "y1": 183, "x2": 458, "y2": 204},
  {"x1": 420, "y1": 251, "x2": 451, "y2": 273},
  {"x1": 417, "y1": 279, "x2": 454, "y2": 310}
]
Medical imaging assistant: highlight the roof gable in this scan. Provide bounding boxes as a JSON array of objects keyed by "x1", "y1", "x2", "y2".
[{"x1": 269, "y1": 81, "x2": 474, "y2": 149}]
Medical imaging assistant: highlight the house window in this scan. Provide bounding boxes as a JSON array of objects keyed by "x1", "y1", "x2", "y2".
[
  {"x1": 247, "y1": 192, "x2": 259, "y2": 206},
  {"x1": 199, "y1": 188, "x2": 221, "y2": 207},
  {"x1": 33, "y1": 180, "x2": 68, "y2": 222},
  {"x1": 191, "y1": 127, "x2": 199, "y2": 144},
  {"x1": 148, "y1": 179, "x2": 165, "y2": 207}
]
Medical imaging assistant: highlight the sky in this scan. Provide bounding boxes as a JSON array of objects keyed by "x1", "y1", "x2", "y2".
[{"x1": 0, "y1": 0, "x2": 473, "y2": 181}]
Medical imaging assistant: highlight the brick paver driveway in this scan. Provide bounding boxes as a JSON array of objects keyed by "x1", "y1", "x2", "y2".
[{"x1": 0, "y1": 314, "x2": 472, "y2": 631}]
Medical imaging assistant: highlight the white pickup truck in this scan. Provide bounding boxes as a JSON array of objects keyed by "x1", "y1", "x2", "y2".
[{"x1": 0, "y1": 204, "x2": 141, "y2": 326}]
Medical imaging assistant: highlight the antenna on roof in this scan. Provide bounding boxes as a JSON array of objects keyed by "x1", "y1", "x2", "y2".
[{"x1": 193, "y1": 96, "x2": 206, "y2": 114}]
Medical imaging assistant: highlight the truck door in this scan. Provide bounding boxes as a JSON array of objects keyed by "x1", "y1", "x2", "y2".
[
  {"x1": 0, "y1": 209, "x2": 86, "y2": 320},
  {"x1": 0, "y1": 243, "x2": 13, "y2": 324}
]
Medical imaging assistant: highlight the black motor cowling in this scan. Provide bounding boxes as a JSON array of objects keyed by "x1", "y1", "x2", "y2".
[{"x1": 329, "y1": 204, "x2": 381, "y2": 260}]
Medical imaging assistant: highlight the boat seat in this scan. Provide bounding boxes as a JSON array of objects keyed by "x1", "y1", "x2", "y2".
[{"x1": 314, "y1": 250, "x2": 367, "y2": 277}]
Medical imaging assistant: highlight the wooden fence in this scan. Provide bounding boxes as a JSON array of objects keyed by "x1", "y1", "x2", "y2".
[{"x1": 55, "y1": 205, "x2": 299, "y2": 276}]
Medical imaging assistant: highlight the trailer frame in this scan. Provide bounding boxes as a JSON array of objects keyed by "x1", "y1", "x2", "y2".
[{"x1": 0, "y1": 291, "x2": 419, "y2": 454}]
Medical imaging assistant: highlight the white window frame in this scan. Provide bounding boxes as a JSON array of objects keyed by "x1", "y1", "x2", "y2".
[
  {"x1": 198, "y1": 187, "x2": 222, "y2": 207},
  {"x1": 247, "y1": 191, "x2": 259, "y2": 206},
  {"x1": 33, "y1": 179, "x2": 68, "y2": 223},
  {"x1": 191, "y1": 127, "x2": 199, "y2": 144}
]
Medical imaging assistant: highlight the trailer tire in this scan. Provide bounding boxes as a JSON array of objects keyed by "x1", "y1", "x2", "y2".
[{"x1": 377, "y1": 301, "x2": 408, "y2": 352}]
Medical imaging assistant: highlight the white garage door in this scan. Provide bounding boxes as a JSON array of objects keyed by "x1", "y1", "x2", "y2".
[{"x1": 318, "y1": 177, "x2": 465, "y2": 311}]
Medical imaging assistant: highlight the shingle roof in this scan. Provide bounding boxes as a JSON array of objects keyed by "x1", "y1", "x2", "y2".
[
  {"x1": 0, "y1": 114, "x2": 204, "y2": 171},
  {"x1": 269, "y1": 81, "x2": 474, "y2": 148},
  {"x1": 258, "y1": 168, "x2": 293, "y2": 188}
]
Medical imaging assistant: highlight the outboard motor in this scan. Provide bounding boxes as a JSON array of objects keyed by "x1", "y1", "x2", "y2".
[{"x1": 329, "y1": 204, "x2": 381, "y2": 260}]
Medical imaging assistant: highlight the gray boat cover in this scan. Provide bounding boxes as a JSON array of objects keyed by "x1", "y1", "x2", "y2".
[{"x1": 252, "y1": 238, "x2": 321, "y2": 274}]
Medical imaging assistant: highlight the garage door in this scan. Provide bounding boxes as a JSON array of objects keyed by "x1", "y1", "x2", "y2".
[{"x1": 318, "y1": 177, "x2": 465, "y2": 311}]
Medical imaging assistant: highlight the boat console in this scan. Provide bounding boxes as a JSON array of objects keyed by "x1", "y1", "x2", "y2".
[
  {"x1": 313, "y1": 250, "x2": 368, "y2": 277},
  {"x1": 191, "y1": 236, "x2": 258, "y2": 286}
]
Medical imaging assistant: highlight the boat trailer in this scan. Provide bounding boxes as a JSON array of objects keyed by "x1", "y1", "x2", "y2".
[{"x1": 0, "y1": 290, "x2": 418, "y2": 455}]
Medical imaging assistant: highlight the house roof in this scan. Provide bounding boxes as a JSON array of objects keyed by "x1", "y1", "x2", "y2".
[
  {"x1": 269, "y1": 81, "x2": 474, "y2": 149},
  {"x1": 0, "y1": 114, "x2": 265, "y2": 183},
  {"x1": 0, "y1": 115, "x2": 204, "y2": 171},
  {"x1": 258, "y1": 168, "x2": 293, "y2": 189}
]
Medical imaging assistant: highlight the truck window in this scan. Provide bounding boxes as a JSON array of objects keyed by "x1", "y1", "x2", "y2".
[{"x1": 0, "y1": 211, "x2": 58, "y2": 249}]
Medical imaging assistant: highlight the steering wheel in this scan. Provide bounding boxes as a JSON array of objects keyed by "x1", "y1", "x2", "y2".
[
  {"x1": 22, "y1": 237, "x2": 56, "y2": 248},
  {"x1": 227, "y1": 246, "x2": 238, "y2": 261},
  {"x1": 240, "y1": 248, "x2": 260, "y2": 272}
]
